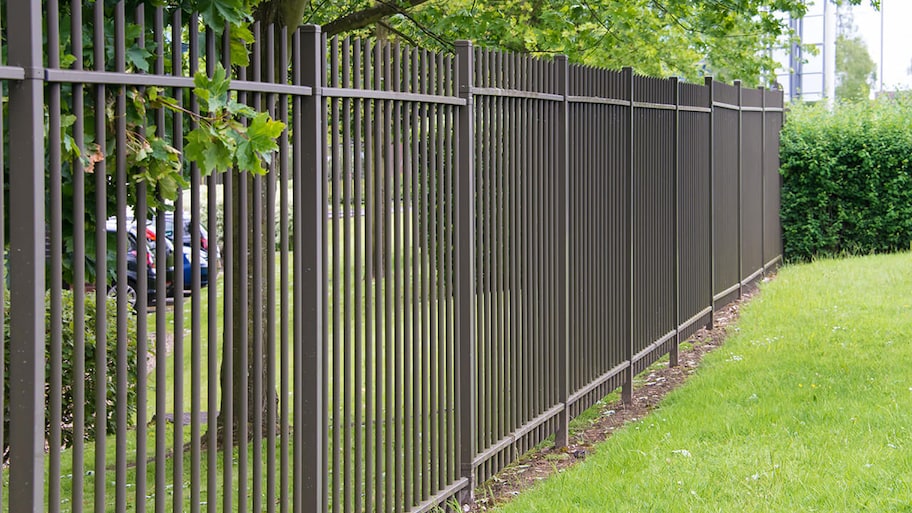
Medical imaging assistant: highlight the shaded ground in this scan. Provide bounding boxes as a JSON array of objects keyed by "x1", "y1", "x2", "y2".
[{"x1": 469, "y1": 281, "x2": 764, "y2": 511}]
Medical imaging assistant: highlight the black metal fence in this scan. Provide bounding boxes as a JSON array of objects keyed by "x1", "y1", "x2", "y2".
[{"x1": 2, "y1": 5, "x2": 783, "y2": 512}]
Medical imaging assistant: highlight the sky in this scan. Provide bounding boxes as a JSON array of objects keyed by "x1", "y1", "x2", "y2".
[{"x1": 849, "y1": 0, "x2": 912, "y2": 92}]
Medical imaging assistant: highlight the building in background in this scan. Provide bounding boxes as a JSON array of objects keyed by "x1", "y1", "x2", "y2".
[{"x1": 773, "y1": 1, "x2": 837, "y2": 103}]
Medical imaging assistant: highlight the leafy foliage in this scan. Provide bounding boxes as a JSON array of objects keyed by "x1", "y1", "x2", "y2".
[
  {"x1": 836, "y1": 33, "x2": 877, "y2": 101},
  {"x1": 298, "y1": 0, "x2": 872, "y2": 86},
  {"x1": 157, "y1": 65, "x2": 286, "y2": 177},
  {"x1": 2, "y1": 291, "x2": 139, "y2": 460},
  {"x1": 779, "y1": 97, "x2": 912, "y2": 261}
]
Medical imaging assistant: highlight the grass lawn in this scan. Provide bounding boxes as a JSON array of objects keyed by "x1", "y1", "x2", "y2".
[{"x1": 494, "y1": 252, "x2": 912, "y2": 512}]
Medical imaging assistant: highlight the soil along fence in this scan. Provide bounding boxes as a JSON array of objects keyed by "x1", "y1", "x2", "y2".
[{"x1": 3, "y1": 7, "x2": 782, "y2": 512}]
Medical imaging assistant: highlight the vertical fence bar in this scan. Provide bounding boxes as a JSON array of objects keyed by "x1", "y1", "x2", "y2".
[
  {"x1": 299, "y1": 24, "x2": 326, "y2": 513},
  {"x1": 71, "y1": 5, "x2": 88, "y2": 505},
  {"x1": 554, "y1": 55, "x2": 570, "y2": 448},
  {"x1": 265, "y1": 24, "x2": 279, "y2": 513},
  {"x1": 760, "y1": 87, "x2": 766, "y2": 276},
  {"x1": 622, "y1": 67, "x2": 634, "y2": 404},
  {"x1": 705, "y1": 77, "x2": 715, "y2": 329},
  {"x1": 454, "y1": 40, "x2": 477, "y2": 505},
  {"x1": 671, "y1": 77, "x2": 680, "y2": 368},
  {"x1": 351, "y1": 37, "x2": 364, "y2": 513},
  {"x1": 329, "y1": 36, "x2": 342, "y2": 513},
  {"x1": 92, "y1": 2, "x2": 109, "y2": 505},
  {"x1": 736, "y1": 80, "x2": 743, "y2": 297},
  {"x1": 221, "y1": 25, "x2": 236, "y2": 513},
  {"x1": 279, "y1": 25, "x2": 292, "y2": 513},
  {"x1": 205, "y1": 26, "x2": 219, "y2": 513},
  {"x1": 341, "y1": 36, "x2": 353, "y2": 513},
  {"x1": 250, "y1": 25, "x2": 264, "y2": 513},
  {"x1": 46, "y1": 0, "x2": 63, "y2": 510},
  {"x1": 187, "y1": 15, "x2": 203, "y2": 513},
  {"x1": 408, "y1": 46, "x2": 420, "y2": 508},
  {"x1": 6, "y1": 0, "x2": 45, "y2": 508},
  {"x1": 291, "y1": 27, "x2": 304, "y2": 513},
  {"x1": 153, "y1": 11, "x2": 169, "y2": 513},
  {"x1": 170, "y1": 12, "x2": 186, "y2": 513}
]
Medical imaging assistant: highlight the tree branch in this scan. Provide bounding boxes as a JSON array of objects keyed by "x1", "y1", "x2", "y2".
[{"x1": 322, "y1": 0, "x2": 432, "y2": 37}]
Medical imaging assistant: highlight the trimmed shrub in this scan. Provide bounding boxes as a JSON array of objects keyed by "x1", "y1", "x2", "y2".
[
  {"x1": 3, "y1": 290, "x2": 139, "y2": 460},
  {"x1": 780, "y1": 97, "x2": 912, "y2": 261}
]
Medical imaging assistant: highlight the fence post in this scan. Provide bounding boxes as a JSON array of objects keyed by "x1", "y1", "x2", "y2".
[
  {"x1": 454, "y1": 40, "x2": 478, "y2": 505},
  {"x1": 622, "y1": 67, "x2": 635, "y2": 404},
  {"x1": 6, "y1": 0, "x2": 46, "y2": 509},
  {"x1": 705, "y1": 76, "x2": 714, "y2": 330},
  {"x1": 670, "y1": 76, "x2": 680, "y2": 368},
  {"x1": 298, "y1": 24, "x2": 325, "y2": 513},
  {"x1": 736, "y1": 80, "x2": 743, "y2": 298},
  {"x1": 554, "y1": 54, "x2": 571, "y2": 447},
  {"x1": 760, "y1": 87, "x2": 766, "y2": 275}
]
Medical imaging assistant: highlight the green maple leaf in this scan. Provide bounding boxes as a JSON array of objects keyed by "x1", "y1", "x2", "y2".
[
  {"x1": 246, "y1": 112, "x2": 285, "y2": 154},
  {"x1": 185, "y1": 128, "x2": 232, "y2": 175}
]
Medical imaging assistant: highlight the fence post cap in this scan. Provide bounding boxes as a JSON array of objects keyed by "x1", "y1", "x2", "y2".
[
  {"x1": 454, "y1": 40, "x2": 473, "y2": 49},
  {"x1": 300, "y1": 24, "x2": 322, "y2": 34},
  {"x1": 704, "y1": 76, "x2": 713, "y2": 86}
]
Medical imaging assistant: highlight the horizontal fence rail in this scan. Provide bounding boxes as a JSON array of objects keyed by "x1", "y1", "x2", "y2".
[{"x1": 2, "y1": 3, "x2": 783, "y2": 511}]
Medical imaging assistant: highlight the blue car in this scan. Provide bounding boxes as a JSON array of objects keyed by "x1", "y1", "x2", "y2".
[{"x1": 143, "y1": 216, "x2": 210, "y2": 293}]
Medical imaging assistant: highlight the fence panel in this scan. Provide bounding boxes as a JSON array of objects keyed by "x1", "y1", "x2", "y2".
[
  {"x1": 711, "y1": 81, "x2": 742, "y2": 306},
  {"x1": 740, "y1": 88, "x2": 765, "y2": 284},
  {"x1": 470, "y1": 48, "x2": 564, "y2": 484},
  {"x1": 764, "y1": 90, "x2": 785, "y2": 269},
  {"x1": 566, "y1": 66, "x2": 630, "y2": 418},
  {"x1": 320, "y1": 36, "x2": 464, "y2": 512},
  {"x1": 27, "y1": 6, "x2": 321, "y2": 512},
  {"x1": 631, "y1": 75, "x2": 677, "y2": 374},
  {"x1": 677, "y1": 82, "x2": 713, "y2": 341}
]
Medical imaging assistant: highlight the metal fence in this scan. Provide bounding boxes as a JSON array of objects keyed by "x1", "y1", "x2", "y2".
[{"x1": 2, "y1": 5, "x2": 783, "y2": 512}]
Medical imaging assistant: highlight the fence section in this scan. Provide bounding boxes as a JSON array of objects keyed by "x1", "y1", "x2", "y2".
[
  {"x1": 321, "y1": 37, "x2": 464, "y2": 512},
  {"x1": 1, "y1": 8, "x2": 784, "y2": 512},
  {"x1": 631, "y1": 75, "x2": 677, "y2": 375},
  {"x1": 712, "y1": 81, "x2": 743, "y2": 307},
  {"x1": 469, "y1": 49, "x2": 564, "y2": 484},
  {"x1": 677, "y1": 81, "x2": 713, "y2": 342},
  {"x1": 763, "y1": 89, "x2": 785, "y2": 269},
  {"x1": 566, "y1": 65, "x2": 630, "y2": 419}
]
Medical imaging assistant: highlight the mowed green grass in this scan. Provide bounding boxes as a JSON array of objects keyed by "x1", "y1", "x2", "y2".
[{"x1": 495, "y1": 252, "x2": 912, "y2": 513}]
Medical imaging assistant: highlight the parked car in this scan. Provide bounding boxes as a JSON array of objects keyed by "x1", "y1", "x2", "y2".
[
  {"x1": 160, "y1": 212, "x2": 219, "y2": 271},
  {"x1": 104, "y1": 221, "x2": 170, "y2": 310},
  {"x1": 142, "y1": 217, "x2": 210, "y2": 292}
]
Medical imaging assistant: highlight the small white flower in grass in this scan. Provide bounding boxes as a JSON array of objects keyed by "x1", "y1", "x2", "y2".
[
  {"x1": 672, "y1": 449, "x2": 692, "y2": 457},
  {"x1": 727, "y1": 353, "x2": 743, "y2": 362}
]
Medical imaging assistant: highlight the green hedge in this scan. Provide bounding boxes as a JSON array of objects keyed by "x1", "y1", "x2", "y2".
[
  {"x1": 3, "y1": 290, "x2": 139, "y2": 460},
  {"x1": 780, "y1": 97, "x2": 912, "y2": 262}
]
